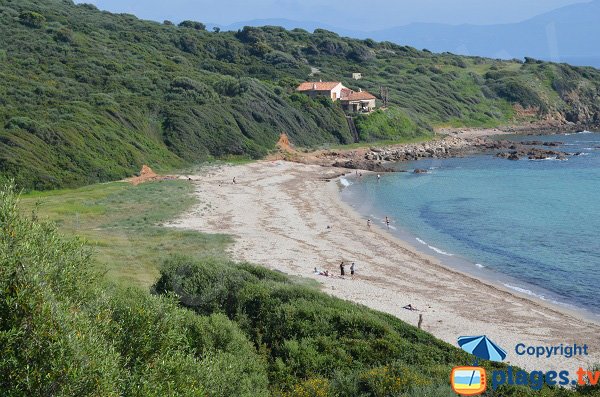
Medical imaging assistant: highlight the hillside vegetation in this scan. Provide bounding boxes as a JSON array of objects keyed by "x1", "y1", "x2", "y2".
[
  {"x1": 4, "y1": 182, "x2": 596, "y2": 396},
  {"x1": 1, "y1": 0, "x2": 600, "y2": 190}
]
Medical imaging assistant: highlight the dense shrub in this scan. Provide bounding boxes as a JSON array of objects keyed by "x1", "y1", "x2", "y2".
[
  {"x1": 18, "y1": 11, "x2": 45, "y2": 28},
  {"x1": 0, "y1": 184, "x2": 269, "y2": 396},
  {"x1": 152, "y1": 255, "x2": 586, "y2": 396},
  {"x1": 488, "y1": 78, "x2": 547, "y2": 112},
  {"x1": 178, "y1": 20, "x2": 206, "y2": 31},
  {"x1": 54, "y1": 26, "x2": 73, "y2": 42},
  {"x1": 355, "y1": 109, "x2": 432, "y2": 141}
]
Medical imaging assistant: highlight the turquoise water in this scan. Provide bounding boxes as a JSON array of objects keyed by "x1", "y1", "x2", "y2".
[{"x1": 341, "y1": 132, "x2": 600, "y2": 317}]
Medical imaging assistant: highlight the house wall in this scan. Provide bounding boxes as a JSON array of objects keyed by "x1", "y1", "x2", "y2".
[
  {"x1": 342, "y1": 99, "x2": 376, "y2": 112},
  {"x1": 363, "y1": 99, "x2": 376, "y2": 109},
  {"x1": 300, "y1": 83, "x2": 348, "y2": 101},
  {"x1": 330, "y1": 83, "x2": 345, "y2": 100}
]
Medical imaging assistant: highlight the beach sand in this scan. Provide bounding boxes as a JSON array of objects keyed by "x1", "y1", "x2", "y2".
[{"x1": 171, "y1": 160, "x2": 600, "y2": 372}]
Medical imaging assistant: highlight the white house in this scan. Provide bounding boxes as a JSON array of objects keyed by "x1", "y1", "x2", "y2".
[
  {"x1": 296, "y1": 81, "x2": 377, "y2": 113},
  {"x1": 296, "y1": 81, "x2": 345, "y2": 100}
]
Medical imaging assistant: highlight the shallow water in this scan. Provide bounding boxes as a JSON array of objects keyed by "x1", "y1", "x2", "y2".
[{"x1": 341, "y1": 132, "x2": 600, "y2": 317}]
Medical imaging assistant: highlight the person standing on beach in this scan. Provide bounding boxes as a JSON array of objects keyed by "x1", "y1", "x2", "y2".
[
  {"x1": 385, "y1": 216, "x2": 390, "y2": 229},
  {"x1": 232, "y1": 177, "x2": 236, "y2": 184},
  {"x1": 367, "y1": 219, "x2": 371, "y2": 230},
  {"x1": 340, "y1": 262, "x2": 345, "y2": 277},
  {"x1": 350, "y1": 262, "x2": 355, "y2": 277}
]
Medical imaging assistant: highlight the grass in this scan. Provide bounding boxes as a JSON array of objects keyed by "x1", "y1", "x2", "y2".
[{"x1": 20, "y1": 179, "x2": 231, "y2": 287}]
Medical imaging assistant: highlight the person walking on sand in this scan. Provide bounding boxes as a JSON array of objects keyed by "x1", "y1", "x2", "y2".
[
  {"x1": 350, "y1": 262, "x2": 355, "y2": 277},
  {"x1": 367, "y1": 219, "x2": 371, "y2": 230},
  {"x1": 340, "y1": 261, "x2": 345, "y2": 277},
  {"x1": 232, "y1": 177, "x2": 236, "y2": 184},
  {"x1": 385, "y1": 216, "x2": 390, "y2": 229}
]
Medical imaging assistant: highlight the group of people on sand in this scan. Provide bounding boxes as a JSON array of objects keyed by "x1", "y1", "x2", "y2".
[
  {"x1": 339, "y1": 261, "x2": 355, "y2": 277},
  {"x1": 314, "y1": 261, "x2": 356, "y2": 278}
]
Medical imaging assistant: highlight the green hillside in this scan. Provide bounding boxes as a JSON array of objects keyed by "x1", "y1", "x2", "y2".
[{"x1": 1, "y1": 0, "x2": 600, "y2": 190}]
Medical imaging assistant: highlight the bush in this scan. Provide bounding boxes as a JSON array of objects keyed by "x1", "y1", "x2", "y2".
[
  {"x1": 488, "y1": 78, "x2": 547, "y2": 111},
  {"x1": 0, "y1": 184, "x2": 269, "y2": 396},
  {"x1": 355, "y1": 109, "x2": 430, "y2": 141},
  {"x1": 178, "y1": 20, "x2": 206, "y2": 31},
  {"x1": 55, "y1": 27, "x2": 73, "y2": 43},
  {"x1": 0, "y1": 182, "x2": 121, "y2": 395},
  {"x1": 18, "y1": 11, "x2": 45, "y2": 28}
]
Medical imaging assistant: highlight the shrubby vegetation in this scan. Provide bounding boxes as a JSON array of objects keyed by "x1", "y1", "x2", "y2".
[
  {"x1": 355, "y1": 109, "x2": 431, "y2": 141},
  {"x1": 1, "y1": 0, "x2": 599, "y2": 190},
  {"x1": 152, "y1": 254, "x2": 591, "y2": 396},
  {"x1": 0, "y1": 183, "x2": 268, "y2": 396}
]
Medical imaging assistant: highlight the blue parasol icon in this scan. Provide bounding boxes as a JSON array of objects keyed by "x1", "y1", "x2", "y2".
[{"x1": 458, "y1": 335, "x2": 507, "y2": 362}]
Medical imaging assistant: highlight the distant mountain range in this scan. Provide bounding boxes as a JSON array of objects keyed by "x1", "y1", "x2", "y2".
[{"x1": 211, "y1": 0, "x2": 600, "y2": 68}]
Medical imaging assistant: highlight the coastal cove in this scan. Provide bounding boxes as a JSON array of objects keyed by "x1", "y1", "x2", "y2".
[
  {"x1": 170, "y1": 157, "x2": 600, "y2": 373},
  {"x1": 340, "y1": 131, "x2": 600, "y2": 320}
]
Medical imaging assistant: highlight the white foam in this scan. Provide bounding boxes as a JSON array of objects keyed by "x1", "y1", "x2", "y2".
[
  {"x1": 415, "y1": 237, "x2": 453, "y2": 256},
  {"x1": 578, "y1": 130, "x2": 593, "y2": 134},
  {"x1": 475, "y1": 263, "x2": 485, "y2": 269},
  {"x1": 504, "y1": 284, "x2": 547, "y2": 301},
  {"x1": 339, "y1": 178, "x2": 351, "y2": 187},
  {"x1": 427, "y1": 245, "x2": 454, "y2": 256},
  {"x1": 530, "y1": 157, "x2": 567, "y2": 161}
]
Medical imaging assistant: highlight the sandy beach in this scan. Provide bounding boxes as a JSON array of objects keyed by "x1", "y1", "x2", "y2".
[{"x1": 171, "y1": 160, "x2": 600, "y2": 372}]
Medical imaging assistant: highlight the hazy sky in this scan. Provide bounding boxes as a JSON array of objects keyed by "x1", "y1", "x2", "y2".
[{"x1": 77, "y1": 0, "x2": 589, "y2": 29}]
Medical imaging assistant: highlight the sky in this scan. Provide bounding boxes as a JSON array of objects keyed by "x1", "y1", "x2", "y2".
[{"x1": 77, "y1": 0, "x2": 589, "y2": 30}]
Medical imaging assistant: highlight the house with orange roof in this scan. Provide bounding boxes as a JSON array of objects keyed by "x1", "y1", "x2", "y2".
[
  {"x1": 296, "y1": 80, "x2": 377, "y2": 113},
  {"x1": 340, "y1": 88, "x2": 377, "y2": 113},
  {"x1": 296, "y1": 81, "x2": 346, "y2": 101}
]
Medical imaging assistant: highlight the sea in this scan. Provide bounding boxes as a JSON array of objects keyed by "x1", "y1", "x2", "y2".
[{"x1": 340, "y1": 131, "x2": 600, "y2": 319}]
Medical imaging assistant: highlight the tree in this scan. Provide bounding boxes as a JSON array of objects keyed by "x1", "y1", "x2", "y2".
[
  {"x1": 178, "y1": 20, "x2": 206, "y2": 31},
  {"x1": 18, "y1": 11, "x2": 46, "y2": 28},
  {"x1": 213, "y1": 26, "x2": 221, "y2": 33}
]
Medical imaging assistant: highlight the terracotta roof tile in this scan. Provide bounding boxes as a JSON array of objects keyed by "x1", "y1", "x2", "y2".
[
  {"x1": 296, "y1": 81, "x2": 342, "y2": 91},
  {"x1": 341, "y1": 90, "x2": 377, "y2": 101}
]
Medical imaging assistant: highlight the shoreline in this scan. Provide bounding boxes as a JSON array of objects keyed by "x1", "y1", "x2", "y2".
[
  {"x1": 171, "y1": 160, "x2": 600, "y2": 372},
  {"x1": 278, "y1": 125, "x2": 600, "y2": 173},
  {"x1": 337, "y1": 171, "x2": 600, "y2": 324}
]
